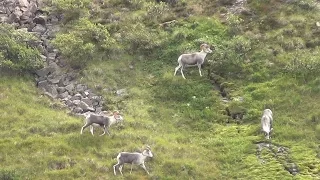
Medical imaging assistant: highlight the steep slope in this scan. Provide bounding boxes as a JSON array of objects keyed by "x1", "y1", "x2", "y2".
[{"x1": 1, "y1": 0, "x2": 320, "y2": 179}]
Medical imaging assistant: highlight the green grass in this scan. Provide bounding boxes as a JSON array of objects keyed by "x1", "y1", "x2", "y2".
[{"x1": 2, "y1": 0, "x2": 320, "y2": 179}]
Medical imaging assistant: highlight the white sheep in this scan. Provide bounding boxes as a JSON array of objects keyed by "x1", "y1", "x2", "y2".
[
  {"x1": 113, "y1": 146, "x2": 153, "y2": 175},
  {"x1": 261, "y1": 109, "x2": 273, "y2": 139},
  {"x1": 174, "y1": 43, "x2": 213, "y2": 79},
  {"x1": 80, "y1": 111, "x2": 123, "y2": 136}
]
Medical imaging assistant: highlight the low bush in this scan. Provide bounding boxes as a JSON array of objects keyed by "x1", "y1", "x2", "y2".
[
  {"x1": 0, "y1": 24, "x2": 42, "y2": 72},
  {"x1": 52, "y1": 18, "x2": 115, "y2": 68}
]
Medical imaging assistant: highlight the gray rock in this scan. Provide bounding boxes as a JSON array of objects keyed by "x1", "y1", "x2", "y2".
[
  {"x1": 47, "y1": 52, "x2": 56, "y2": 61},
  {"x1": 0, "y1": 5, "x2": 6, "y2": 14},
  {"x1": 37, "y1": 80, "x2": 48, "y2": 90},
  {"x1": 18, "y1": 0, "x2": 29, "y2": 7},
  {"x1": 20, "y1": 6, "x2": 28, "y2": 12},
  {"x1": 72, "y1": 100, "x2": 81, "y2": 105},
  {"x1": 58, "y1": 91, "x2": 69, "y2": 99},
  {"x1": 39, "y1": 54, "x2": 47, "y2": 62},
  {"x1": 33, "y1": 15, "x2": 47, "y2": 25},
  {"x1": 72, "y1": 107, "x2": 83, "y2": 114},
  {"x1": 48, "y1": 75, "x2": 62, "y2": 84},
  {"x1": 13, "y1": 7, "x2": 22, "y2": 18},
  {"x1": 32, "y1": 24, "x2": 46, "y2": 33},
  {"x1": 79, "y1": 101, "x2": 95, "y2": 112},
  {"x1": 70, "y1": 93, "x2": 82, "y2": 101},
  {"x1": 37, "y1": 44, "x2": 48, "y2": 55},
  {"x1": 81, "y1": 97, "x2": 93, "y2": 107},
  {"x1": 28, "y1": 1, "x2": 37, "y2": 14},
  {"x1": 65, "y1": 83, "x2": 75, "y2": 94},
  {"x1": 44, "y1": 92, "x2": 55, "y2": 100},
  {"x1": 7, "y1": 12, "x2": 19, "y2": 23},
  {"x1": 35, "y1": 66, "x2": 54, "y2": 77},
  {"x1": 76, "y1": 84, "x2": 86, "y2": 93},
  {"x1": 46, "y1": 85, "x2": 58, "y2": 98},
  {"x1": 84, "y1": 91, "x2": 90, "y2": 97},
  {"x1": 65, "y1": 99, "x2": 73, "y2": 107},
  {"x1": 0, "y1": 14, "x2": 8, "y2": 23},
  {"x1": 57, "y1": 87, "x2": 66, "y2": 94},
  {"x1": 95, "y1": 106, "x2": 103, "y2": 114}
]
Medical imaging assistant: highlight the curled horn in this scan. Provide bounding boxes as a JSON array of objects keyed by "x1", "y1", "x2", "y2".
[
  {"x1": 145, "y1": 145, "x2": 151, "y2": 150},
  {"x1": 113, "y1": 110, "x2": 120, "y2": 115},
  {"x1": 200, "y1": 43, "x2": 206, "y2": 50}
]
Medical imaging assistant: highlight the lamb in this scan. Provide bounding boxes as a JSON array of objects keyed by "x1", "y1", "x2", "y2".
[
  {"x1": 113, "y1": 146, "x2": 153, "y2": 175},
  {"x1": 261, "y1": 109, "x2": 273, "y2": 139},
  {"x1": 174, "y1": 43, "x2": 213, "y2": 79},
  {"x1": 80, "y1": 111, "x2": 123, "y2": 136}
]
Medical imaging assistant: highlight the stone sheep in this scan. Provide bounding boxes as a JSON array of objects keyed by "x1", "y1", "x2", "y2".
[
  {"x1": 174, "y1": 43, "x2": 213, "y2": 79},
  {"x1": 261, "y1": 109, "x2": 273, "y2": 139},
  {"x1": 113, "y1": 146, "x2": 153, "y2": 175}
]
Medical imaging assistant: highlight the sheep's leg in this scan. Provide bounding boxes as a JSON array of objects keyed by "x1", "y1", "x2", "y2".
[
  {"x1": 130, "y1": 163, "x2": 133, "y2": 174},
  {"x1": 100, "y1": 125, "x2": 106, "y2": 136},
  {"x1": 140, "y1": 163, "x2": 149, "y2": 174},
  {"x1": 106, "y1": 127, "x2": 111, "y2": 136},
  {"x1": 113, "y1": 163, "x2": 118, "y2": 175},
  {"x1": 180, "y1": 66, "x2": 186, "y2": 79},
  {"x1": 174, "y1": 65, "x2": 181, "y2": 76},
  {"x1": 89, "y1": 125, "x2": 94, "y2": 136},
  {"x1": 80, "y1": 123, "x2": 91, "y2": 134},
  {"x1": 198, "y1": 64, "x2": 202, "y2": 77},
  {"x1": 119, "y1": 165, "x2": 123, "y2": 175}
]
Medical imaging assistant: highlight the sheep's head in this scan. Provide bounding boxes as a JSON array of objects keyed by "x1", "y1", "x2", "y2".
[
  {"x1": 200, "y1": 43, "x2": 213, "y2": 53},
  {"x1": 143, "y1": 146, "x2": 153, "y2": 157}
]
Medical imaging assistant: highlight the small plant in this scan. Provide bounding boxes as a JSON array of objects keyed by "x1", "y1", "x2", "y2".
[{"x1": 0, "y1": 24, "x2": 42, "y2": 72}]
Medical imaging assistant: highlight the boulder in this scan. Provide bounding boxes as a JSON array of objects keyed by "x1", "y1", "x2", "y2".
[
  {"x1": 36, "y1": 66, "x2": 54, "y2": 77},
  {"x1": 70, "y1": 93, "x2": 82, "y2": 101},
  {"x1": 72, "y1": 100, "x2": 81, "y2": 105},
  {"x1": 18, "y1": 0, "x2": 29, "y2": 7},
  {"x1": 65, "y1": 83, "x2": 75, "y2": 94},
  {"x1": 0, "y1": 14, "x2": 8, "y2": 23},
  {"x1": 37, "y1": 80, "x2": 49, "y2": 90},
  {"x1": 33, "y1": 15, "x2": 47, "y2": 25},
  {"x1": 57, "y1": 87, "x2": 66, "y2": 94},
  {"x1": 45, "y1": 85, "x2": 58, "y2": 98},
  {"x1": 0, "y1": 5, "x2": 6, "y2": 14},
  {"x1": 48, "y1": 75, "x2": 62, "y2": 84},
  {"x1": 79, "y1": 101, "x2": 95, "y2": 112},
  {"x1": 72, "y1": 107, "x2": 83, "y2": 114},
  {"x1": 32, "y1": 24, "x2": 46, "y2": 33},
  {"x1": 81, "y1": 97, "x2": 93, "y2": 107},
  {"x1": 58, "y1": 91, "x2": 69, "y2": 99}
]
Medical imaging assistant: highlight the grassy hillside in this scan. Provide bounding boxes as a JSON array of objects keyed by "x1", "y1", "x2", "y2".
[{"x1": 1, "y1": 0, "x2": 320, "y2": 179}]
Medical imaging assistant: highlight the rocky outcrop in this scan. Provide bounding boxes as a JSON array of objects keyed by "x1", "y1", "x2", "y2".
[
  {"x1": 256, "y1": 142, "x2": 299, "y2": 175},
  {"x1": 0, "y1": 0, "x2": 106, "y2": 115}
]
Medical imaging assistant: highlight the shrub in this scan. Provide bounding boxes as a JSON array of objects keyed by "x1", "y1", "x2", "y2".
[
  {"x1": 52, "y1": 18, "x2": 115, "y2": 68},
  {"x1": 0, "y1": 24, "x2": 42, "y2": 72},
  {"x1": 0, "y1": 170, "x2": 19, "y2": 180},
  {"x1": 281, "y1": 48, "x2": 320, "y2": 82},
  {"x1": 52, "y1": 0, "x2": 91, "y2": 22},
  {"x1": 120, "y1": 22, "x2": 166, "y2": 54}
]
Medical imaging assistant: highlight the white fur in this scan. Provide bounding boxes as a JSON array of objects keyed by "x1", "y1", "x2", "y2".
[
  {"x1": 174, "y1": 43, "x2": 213, "y2": 79},
  {"x1": 261, "y1": 109, "x2": 273, "y2": 139},
  {"x1": 113, "y1": 147, "x2": 153, "y2": 175},
  {"x1": 81, "y1": 112, "x2": 123, "y2": 136}
]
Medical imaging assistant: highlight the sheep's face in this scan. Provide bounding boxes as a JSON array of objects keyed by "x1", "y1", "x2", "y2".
[
  {"x1": 143, "y1": 149, "x2": 153, "y2": 158},
  {"x1": 200, "y1": 44, "x2": 213, "y2": 53}
]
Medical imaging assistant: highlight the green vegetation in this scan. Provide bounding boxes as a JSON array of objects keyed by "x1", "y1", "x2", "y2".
[
  {"x1": 1, "y1": 0, "x2": 320, "y2": 179},
  {"x1": 0, "y1": 24, "x2": 42, "y2": 72}
]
